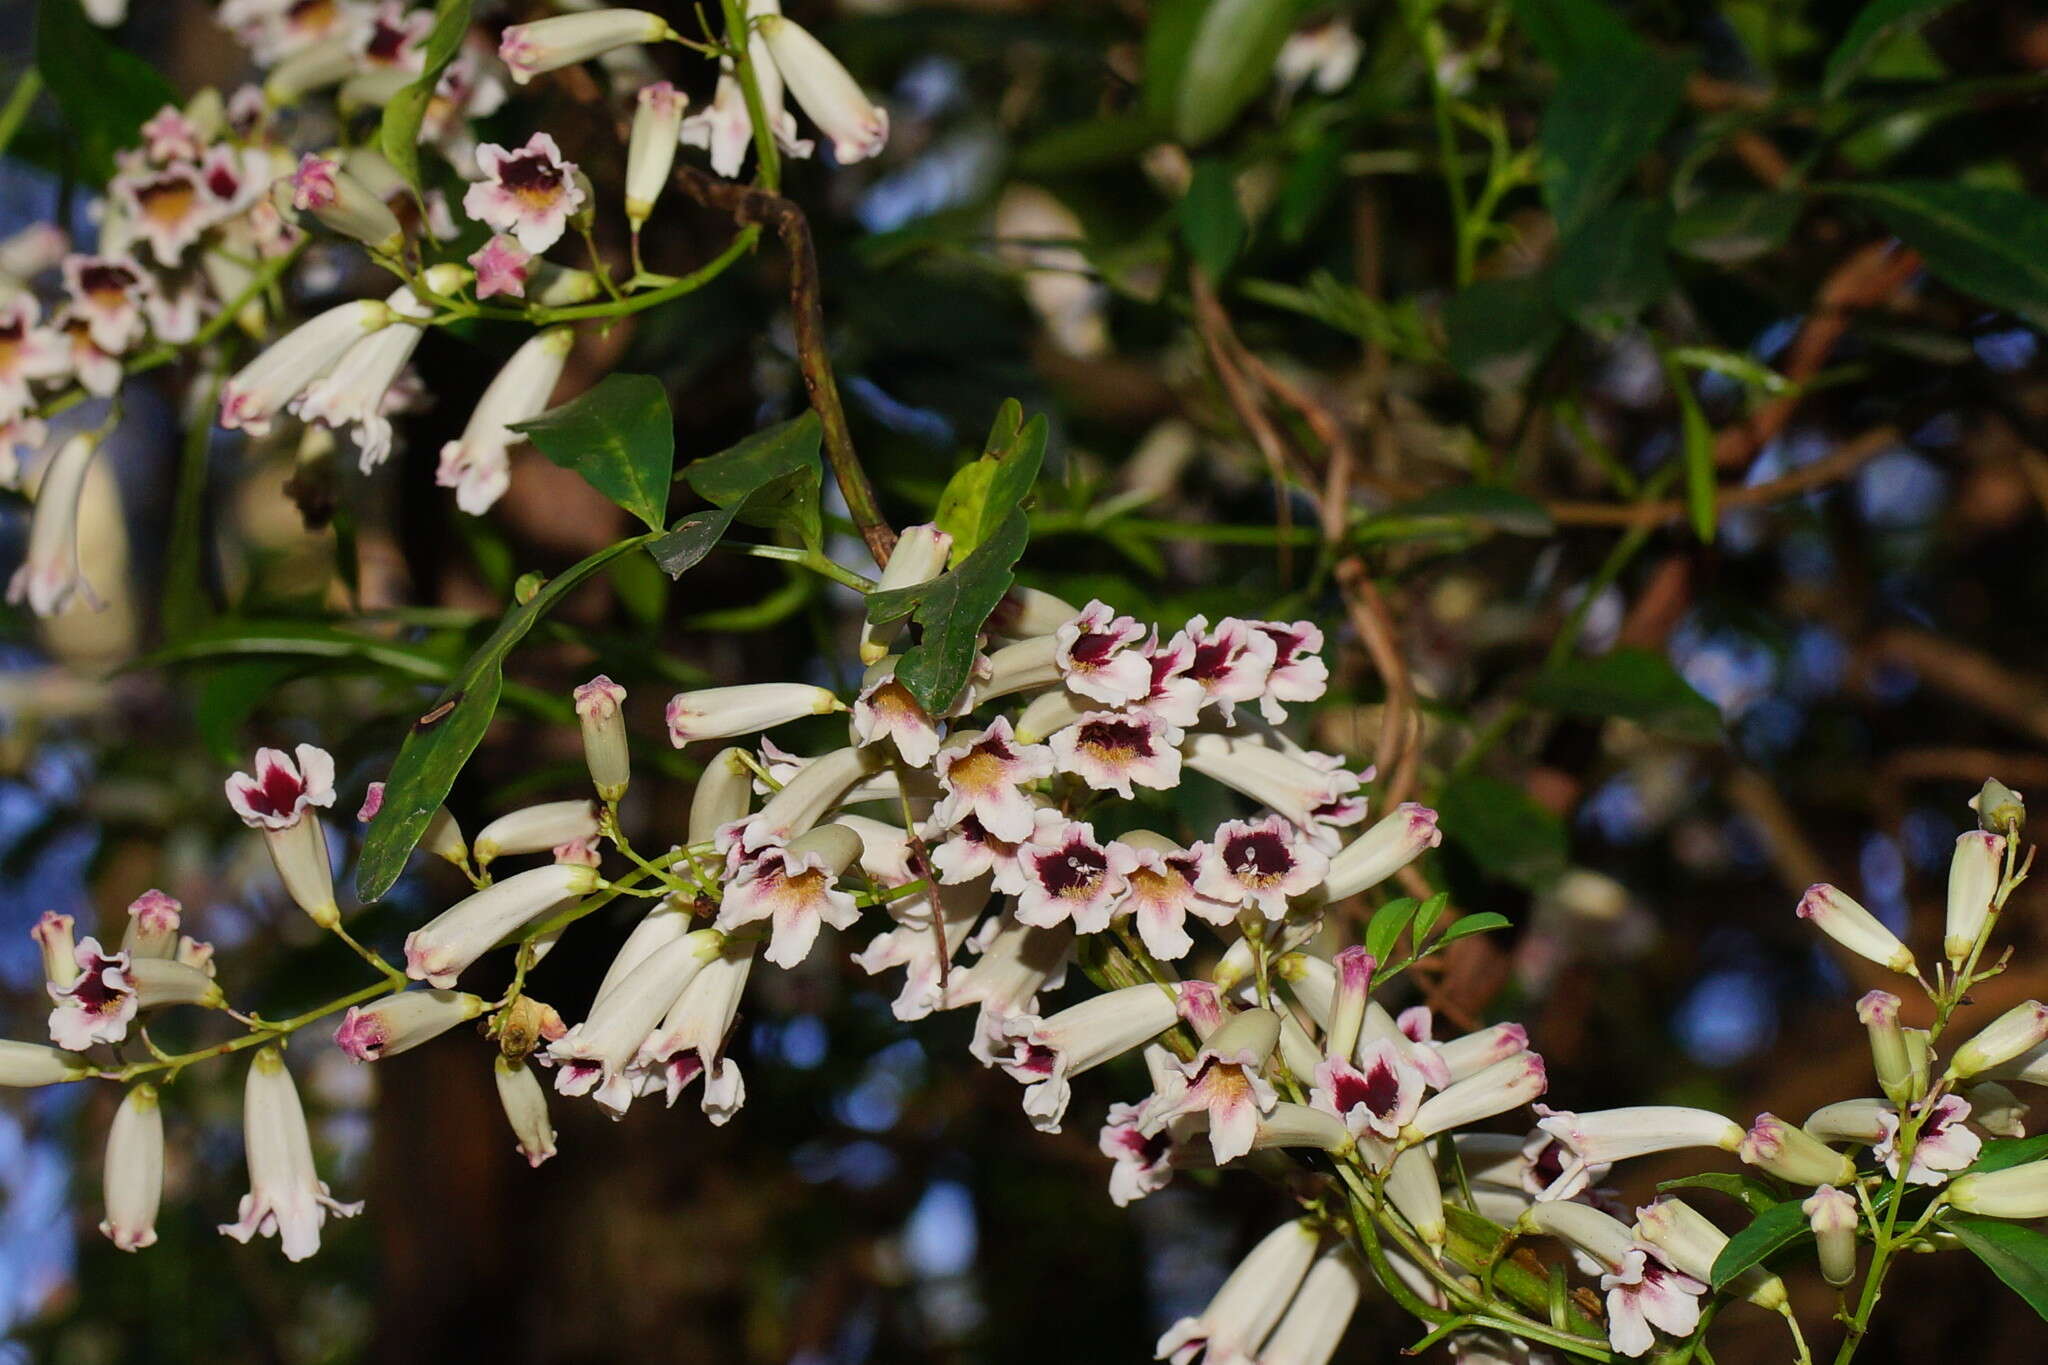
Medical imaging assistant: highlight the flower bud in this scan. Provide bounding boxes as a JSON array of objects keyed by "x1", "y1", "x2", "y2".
[
  {"x1": 689, "y1": 746, "x2": 754, "y2": 845},
  {"x1": 1802, "y1": 1186, "x2": 1859, "y2": 1286},
  {"x1": 0, "y1": 1039, "x2": 91, "y2": 1087},
  {"x1": 262, "y1": 817, "x2": 339, "y2": 928},
  {"x1": 1801, "y1": 1098, "x2": 1891, "y2": 1145},
  {"x1": 1405, "y1": 1052, "x2": 1547, "y2": 1140},
  {"x1": 1635, "y1": 1198, "x2": 1786, "y2": 1310},
  {"x1": 573, "y1": 676, "x2": 632, "y2": 802},
  {"x1": 474, "y1": 800, "x2": 603, "y2": 867},
  {"x1": 1971, "y1": 778, "x2": 2025, "y2": 834},
  {"x1": 1517, "y1": 1200, "x2": 1636, "y2": 1271},
  {"x1": 494, "y1": 1055, "x2": 557, "y2": 1166},
  {"x1": 860, "y1": 523, "x2": 952, "y2": 664},
  {"x1": 1857, "y1": 990, "x2": 1913, "y2": 1106},
  {"x1": 335, "y1": 990, "x2": 488, "y2": 1061},
  {"x1": 666, "y1": 683, "x2": 844, "y2": 745},
  {"x1": 1739, "y1": 1113, "x2": 1856, "y2": 1186},
  {"x1": 121, "y1": 889, "x2": 182, "y2": 959},
  {"x1": 100, "y1": 1083, "x2": 164, "y2": 1252},
  {"x1": 499, "y1": 10, "x2": 678, "y2": 84},
  {"x1": 625, "y1": 83, "x2": 685, "y2": 230},
  {"x1": 31, "y1": 910, "x2": 77, "y2": 989},
  {"x1": 1382, "y1": 1142, "x2": 1444, "y2": 1249},
  {"x1": 290, "y1": 154, "x2": 404, "y2": 255},
  {"x1": 1944, "y1": 831, "x2": 2006, "y2": 968},
  {"x1": 1323, "y1": 804, "x2": 1442, "y2": 901},
  {"x1": 989, "y1": 587, "x2": 1080, "y2": 641},
  {"x1": 219, "y1": 300, "x2": 391, "y2": 435},
  {"x1": 1257, "y1": 1248, "x2": 1363, "y2": 1365},
  {"x1": 1948, "y1": 1001, "x2": 2048, "y2": 1080},
  {"x1": 1949, "y1": 1159, "x2": 2048, "y2": 1219},
  {"x1": 1796, "y1": 883, "x2": 1918, "y2": 976},
  {"x1": 754, "y1": 15, "x2": 889, "y2": 164},
  {"x1": 405, "y1": 863, "x2": 602, "y2": 988},
  {"x1": 128, "y1": 957, "x2": 226, "y2": 1011},
  {"x1": 1324, "y1": 945, "x2": 1374, "y2": 1064}
]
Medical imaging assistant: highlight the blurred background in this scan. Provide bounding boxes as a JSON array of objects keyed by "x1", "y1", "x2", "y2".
[{"x1": 4, "y1": 0, "x2": 2048, "y2": 1359}]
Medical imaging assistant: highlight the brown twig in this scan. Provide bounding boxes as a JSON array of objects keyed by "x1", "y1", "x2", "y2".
[
  {"x1": 1866, "y1": 627, "x2": 2048, "y2": 747},
  {"x1": 672, "y1": 165, "x2": 896, "y2": 568},
  {"x1": 1546, "y1": 425, "x2": 1898, "y2": 526}
]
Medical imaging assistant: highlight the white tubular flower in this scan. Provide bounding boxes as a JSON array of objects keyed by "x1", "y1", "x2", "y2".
[
  {"x1": 1635, "y1": 1197, "x2": 1787, "y2": 1310},
  {"x1": 550, "y1": 930, "x2": 724, "y2": 1117},
  {"x1": 989, "y1": 586, "x2": 1081, "y2": 642},
  {"x1": 7, "y1": 434, "x2": 104, "y2": 617},
  {"x1": 0, "y1": 297, "x2": 65, "y2": 421},
  {"x1": 625, "y1": 81, "x2": 685, "y2": 229},
  {"x1": 1358, "y1": 1000, "x2": 1450, "y2": 1089},
  {"x1": 741, "y1": 745, "x2": 884, "y2": 849},
  {"x1": 462, "y1": 133, "x2": 586, "y2": 253},
  {"x1": 634, "y1": 941, "x2": 755, "y2": 1121},
  {"x1": 1012, "y1": 688, "x2": 1090, "y2": 746},
  {"x1": 976, "y1": 634, "x2": 1062, "y2": 703},
  {"x1": 997, "y1": 983, "x2": 1184, "y2": 1131},
  {"x1": 494, "y1": 1056, "x2": 557, "y2": 1167},
  {"x1": 1258, "y1": 1246, "x2": 1364, "y2": 1365},
  {"x1": 1252, "y1": 620, "x2": 1328, "y2": 723},
  {"x1": 60, "y1": 254, "x2": 148, "y2": 354},
  {"x1": 1874, "y1": 1094, "x2": 1980, "y2": 1185},
  {"x1": 688, "y1": 747, "x2": 754, "y2": 846},
  {"x1": 1602, "y1": 1247, "x2": 1707, "y2": 1359},
  {"x1": 1858, "y1": 989, "x2": 1914, "y2": 1105},
  {"x1": 263, "y1": 34, "x2": 360, "y2": 102},
  {"x1": 1156, "y1": 1219, "x2": 1320, "y2": 1365},
  {"x1": 1323, "y1": 944, "x2": 1375, "y2": 1063},
  {"x1": 121, "y1": 889, "x2": 181, "y2": 960},
  {"x1": 1436, "y1": 1023, "x2": 1530, "y2": 1084},
  {"x1": 436, "y1": 323, "x2": 573, "y2": 514},
  {"x1": 32, "y1": 911, "x2": 77, "y2": 989},
  {"x1": 1143, "y1": 1009, "x2": 1282, "y2": 1165},
  {"x1": 100, "y1": 1083, "x2": 164, "y2": 1252},
  {"x1": 1903, "y1": 1027, "x2": 1934, "y2": 1101},
  {"x1": 0, "y1": 1039, "x2": 90, "y2": 1087},
  {"x1": 334, "y1": 990, "x2": 487, "y2": 1061},
  {"x1": 499, "y1": 9, "x2": 677, "y2": 84},
  {"x1": 1275, "y1": 949, "x2": 1335, "y2": 1024},
  {"x1": 1110, "y1": 833, "x2": 1222, "y2": 961},
  {"x1": 930, "y1": 811, "x2": 1028, "y2": 894},
  {"x1": 128, "y1": 958, "x2": 226, "y2": 1011},
  {"x1": 667, "y1": 682, "x2": 843, "y2": 745},
  {"x1": 290, "y1": 154, "x2": 403, "y2": 254},
  {"x1": 1323, "y1": 803, "x2": 1442, "y2": 901},
  {"x1": 1015, "y1": 813, "x2": 1128, "y2": 933},
  {"x1": 1196, "y1": 814, "x2": 1330, "y2": 921},
  {"x1": 219, "y1": 1048, "x2": 361, "y2": 1261},
  {"x1": 219, "y1": 299, "x2": 391, "y2": 435},
  {"x1": 1945, "y1": 830, "x2": 2007, "y2": 967},
  {"x1": 1796, "y1": 883, "x2": 1918, "y2": 976},
  {"x1": 574, "y1": 675, "x2": 631, "y2": 801},
  {"x1": 1050, "y1": 710, "x2": 1184, "y2": 797},
  {"x1": 1739, "y1": 1113, "x2": 1856, "y2": 1187},
  {"x1": 110, "y1": 161, "x2": 221, "y2": 265},
  {"x1": 587, "y1": 901, "x2": 694, "y2": 1013},
  {"x1": 1407, "y1": 1052, "x2": 1548, "y2": 1140},
  {"x1": 860, "y1": 523, "x2": 951, "y2": 663},
  {"x1": 851, "y1": 665, "x2": 944, "y2": 767},
  {"x1": 404, "y1": 863, "x2": 600, "y2": 988},
  {"x1": 293, "y1": 273, "x2": 453, "y2": 471},
  {"x1": 681, "y1": 67, "x2": 769, "y2": 179},
  {"x1": 1535, "y1": 1105, "x2": 1743, "y2": 1197},
  {"x1": 47, "y1": 937, "x2": 138, "y2": 1049},
  {"x1": 717, "y1": 825, "x2": 862, "y2": 968},
  {"x1": 851, "y1": 877, "x2": 990, "y2": 1021},
  {"x1": 1967, "y1": 1080, "x2": 2029, "y2": 1138},
  {"x1": 474, "y1": 799, "x2": 601, "y2": 867},
  {"x1": 1312, "y1": 1036, "x2": 1424, "y2": 1143},
  {"x1": 754, "y1": 14, "x2": 889, "y2": 164},
  {"x1": 951, "y1": 912, "x2": 1073, "y2": 1063},
  {"x1": 1053, "y1": 600, "x2": 1150, "y2": 705},
  {"x1": 1181, "y1": 731, "x2": 1334, "y2": 828},
  {"x1": 1101, "y1": 1102, "x2": 1190, "y2": 1207},
  {"x1": 1803, "y1": 1186, "x2": 1860, "y2": 1286},
  {"x1": 1948, "y1": 1159, "x2": 2048, "y2": 1219},
  {"x1": 1377, "y1": 1141, "x2": 1446, "y2": 1248},
  {"x1": 933, "y1": 719, "x2": 1056, "y2": 842},
  {"x1": 227, "y1": 743, "x2": 339, "y2": 928},
  {"x1": 1802, "y1": 1097, "x2": 1892, "y2": 1146},
  {"x1": 1949, "y1": 1000, "x2": 2048, "y2": 1079}
]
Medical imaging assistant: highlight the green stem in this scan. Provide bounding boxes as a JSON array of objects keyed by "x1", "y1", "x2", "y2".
[
  {"x1": 163, "y1": 372, "x2": 223, "y2": 640},
  {"x1": 0, "y1": 69, "x2": 41, "y2": 162},
  {"x1": 723, "y1": 541, "x2": 876, "y2": 592},
  {"x1": 94, "y1": 977, "x2": 403, "y2": 1085},
  {"x1": 722, "y1": 0, "x2": 782, "y2": 193}
]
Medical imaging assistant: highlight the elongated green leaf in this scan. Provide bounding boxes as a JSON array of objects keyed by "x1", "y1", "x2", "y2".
[
  {"x1": 515, "y1": 373, "x2": 676, "y2": 533},
  {"x1": 1552, "y1": 199, "x2": 1673, "y2": 331},
  {"x1": 35, "y1": 0, "x2": 177, "y2": 184},
  {"x1": 1671, "y1": 192, "x2": 1804, "y2": 265},
  {"x1": 935, "y1": 401, "x2": 1047, "y2": 563},
  {"x1": 1181, "y1": 160, "x2": 1244, "y2": 282},
  {"x1": 1841, "y1": 182, "x2": 2048, "y2": 329},
  {"x1": 1709, "y1": 1200, "x2": 1811, "y2": 1289},
  {"x1": 867, "y1": 508, "x2": 1031, "y2": 713},
  {"x1": 1656, "y1": 1172, "x2": 1782, "y2": 1214},
  {"x1": 1435, "y1": 911, "x2": 1513, "y2": 947},
  {"x1": 1525, "y1": 648, "x2": 1723, "y2": 742},
  {"x1": 134, "y1": 619, "x2": 455, "y2": 682},
  {"x1": 1365, "y1": 898, "x2": 1422, "y2": 963},
  {"x1": 1969, "y1": 1136, "x2": 2048, "y2": 1174},
  {"x1": 1539, "y1": 51, "x2": 1691, "y2": 236},
  {"x1": 357, "y1": 537, "x2": 647, "y2": 900},
  {"x1": 1667, "y1": 358, "x2": 1717, "y2": 542},
  {"x1": 1018, "y1": 113, "x2": 1163, "y2": 175},
  {"x1": 1145, "y1": 0, "x2": 1210, "y2": 124},
  {"x1": 1948, "y1": 1217, "x2": 2048, "y2": 1322},
  {"x1": 1175, "y1": 0, "x2": 1301, "y2": 146},
  {"x1": 1824, "y1": 0, "x2": 1959, "y2": 98},
  {"x1": 1388, "y1": 486, "x2": 1556, "y2": 537},
  {"x1": 378, "y1": 0, "x2": 472, "y2": 190},
  {"x1": 1412, "y1": 891, "x2": 1452, "y2": 943},
  {"x1": 1436, "y1": 775, "x2": 1568, "y2": 889}
]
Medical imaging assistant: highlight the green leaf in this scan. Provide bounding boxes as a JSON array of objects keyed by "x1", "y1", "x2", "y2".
[
  {"x1": 1181, "y1": 160, "x2": 1244, "y2": 282},
  {"x1": 1670, "y1": 192, "x2": 1804, "y2": 265},
  {"x1": 1435, "y1": 911, "x2": 1513, "y2": 947},
  {"x1": 1709, "y1": 1199, "x2": 1811, "y2": 1290},
  {"x1": 1175, "y1": 0, "x2": 1302, "y2": 146},
  {"x1": 647, "y1": 413, "x2": 828, "y2": 577},
  {"x1": 1666, "y1": 355, "x2": 1717, "y2": 542},
  {"x1": 1412, "y1": 891, "x2": 1452, "y2": 943},
  {"x1": 133, "y1": 619, "x2": 454, "y2": 682},
  {"x1": 1948, "y1": 1217, "x2": 2048, "y2": 1322},
  {"x1": 1552, "y1": 199, "x2": 1674, "y2": 330},
  {"x1": 1364, "y1": 897, "x2": 1422, "y2": 963},
  {"x1": 934, "y1": 401, "x2": 1047, "y2": 564},
  {"x1": 1656, "y1": 1172, "x2": 1782, "y2": 1215},
  {"x1": 1017, "y1": 113, "x2": 1163, "y2": 175},
  {"x1": 1388, "y1": 486, "x2": 1557, "y2": 537},
  {"x1": 1144, "y1": 0, "x2": 1210, "y2": 124},
  {"x1": 514, "y1": 374, "x2": 675, "y2": 533},
  {"x1": 1823, "y1": 0, "x2": 1959, "y2": 98},
  {"x1": 1277, "y1": 132, "x2": 1344, "y2": 244},
  {"x1": 867, "y1": 508, "x2": 1031, "y2": 713},
  {"x1": 1969, "y1": 1136, "x2": 2048, "y2": 1174},
  {"x1": 197, "y1": 660, "x2": 305, "y2": 767},
  {"x1": 377, "y1": 0, "x2": 472, "y2": 191},
  {"x1": 647, "y1": 506, "x2": 741, "y2": 578},
  {"x1": 1436, "y1": 775, "x2": 1569, "y2": 889},
  {"x1": 1511, "y1": 0, "x2": 1645, "y2": 69},
  {"x1": 1525, "y1": 648, "x2": 1723, "y2": 742},
  {"x1": 1840, "y1": 182, "x2": 2048, "y2": 330},
  {"x1": 35, "y1": 0, "x2": 178, "y2": 184},
  {"x1": 1445, "y1": 273, "x2": 1563, "y2": 391},
  {"x1": 1539, "y1": 51, "x2": 1691, "y2": 236},
  {"x1": 356, "y1": 537, "x2": 647, "y2": 901}
]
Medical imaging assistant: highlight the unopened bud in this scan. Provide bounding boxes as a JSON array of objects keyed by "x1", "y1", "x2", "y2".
[
  {"x1": 1857, "y1": 990, "x2": 1913, "y2": 1106},
  {"x1": 1971, "y1": 778, "x2": 2025, "y2": 834},
  {"x1": 1949, "y1": 1001, "x2": 2048, "y2": 1080},
  {"x1": 494, "y1": 1055, "x2": 557, "y2": 1166},
  {"x1": 1740, "y1": 1113, "x2": 1856, "y2": 1186},
  {"x1": 1944, "y1": 831, "x2": 2006, "y2": 969},
  {"x1": 575, "y1": 676, "x2": 631, "y2": 802},
  {"x1": 1802, "y1": 1186, "x2": 1858, "y2": 1286}
]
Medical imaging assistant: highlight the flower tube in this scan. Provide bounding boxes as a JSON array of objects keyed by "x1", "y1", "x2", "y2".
[
  {"x1": 219, "y1": 1048, "x2": 361, "y2": 1261},
  {"x1": 625, "y1": 82, "x2": 685, "y2": 230},
  {"x1": 1257, "y1": 1246, "x2": 1363, "y2": 1365},
  {"x1": 1796, "y1": 883, "x2": 1918, "y2": 976},
  {"x1": 1182, "y1": 731, "x2": 1337, "y2": 829},
  {"x1": 436, "y1": 326, "x2": 573, "y2": 514},
  {"x1": 997, "y1": 984, "x2": 1184, "y2": 1131},
  {"x1": 290, "y1": 154, "x2": 403, "y2": 254},
  {"x1": 404, "y1": 863, "x2": 601, "y2": 987},
  {"x1": 99, "y1": 1083, "x2": 164, "y2": 1251},
  {"x1": 1803, "y1": 1185, "x2": 1859, "y2": 1285},
  {"x1": 1739, "y1": 1113, "x2": 1856, "y2": 1186},
  {"x1": 860, "y1": 523, "x2": 951, "y2": 663},
  {"x1": 1945, "y1": 830, "x2": 2007, "y2": 967},
  {"x1": 1405, "y1": 1052, "x2": 1548, "y2": 1141},
  {"x1": 634, "y1": 942, "x2": 755, "y2": 1122},
  {"x1": 219, "y1": 300, "x2": 393, "y2": 435},
  {"x1": 753, "y1": 15, "x2": 890, "y2": 164},
  {"x1": 499, "y1": 9, "x2": 678, "y2": 84},
  {"x1": 292, "y1": 273, "x2": 451, "y2": 471},
  {"x1": 1323, "y1": 803, "x2": 1442, "y2": 901},
  {"x1": 7, "y1": 434, "x2": 104, "y2": 617},
  {"x1": 549, "y1": 929, "x2": 724, "y2": 1116},
  {"x1": 1858, "y1": 990, "x2": 1913, "y2": 1106},
  {"x1": 494, "y1": 1056, "x2": 557, "y2": 1167},
  {"x1": 1634, "y1": 1198, "x2": 1787, "y2": 1310},
  {"x1": 1948, "y1": 1159, "x2": 2048, "y2": 1219},
  {"x1": 1156, "y1": 1219, "x2": 1320, "y2": 1365},
  {"x1": 473, "y1": 799, "x2": 602, "y2": 867},
  {"x1": 1948, "y1": 1000, "x2": 2048, "y2": 1080},
  {"x1": 574, "y1": 675, "x2": 631, "y2": 801},
  {"x1": 0, "y1": 1039, "x2": 90, "y2": 1087},
  {"x1": 335, "y1": 990, "x2": 487, "y2": 1061},
  {"x1": 667, "y1": 683, "x2": 844, "y2": 745}
]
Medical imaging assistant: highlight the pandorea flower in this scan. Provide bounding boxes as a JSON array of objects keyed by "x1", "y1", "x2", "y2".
[
  {"x1": 226, "y1": 742, "x2": 339, "y2": 925},
  {"x1": 1156, "y1": 1220, "x2": 1320, "y2": 1365},
  {"x1": 996, "y1": 983, "x2": 1183, "y2": 1131},
  {"x1": 1142, "y1": 1009, "x2": 1282, "y2": 1164},
  {"x1": 1196, "y1": 814, "x2": 1329, "y2": 920},
  {"x1": 1053, "y1": 600, "x2": 1150, "y2": 705},
  {"x1": 851, "y1": 668, "x2": 944, "y2": 766},
  {"x1": 291, "y1": 274, "x2": 448, "y2": 471},
  {"x1": 549, "y1": 930, "x2": 721, "y2": 1117},
  {"x1": 932, "y1": 718, "x2": 1054, "y2": 842},
  {"x1": 1254, "y1": 620, "x2": 1328, "y2": 721},
  {"x1": 715, "y1": 826, "x2": 861, "y2": 968},
  {"x1": 47, "y1": 937, "x2": 137, "y2": 1050},
  {"x1": 1312, "y1": 1037, "x2": 1425, "y2": 1141},
  {"x1": 754, "y1": 14, "x2": 889, "y2": 164},
  {"x1": 1049, "y1": 710, "x2": 1183, "y2": 797},
  {"x1": 139, "y1": 105, "x2": 203, "y2": 163},
  {"x1": 468, "y1": 234, "x2": 533, "y2": 300},
  {"x1": 1109, "y1": 835, "x2": 1223, "y2": 960},
  {"x1": 334, "y1": 990, "x2": 487, "y2": 1062},
  {"x1": 112, "y1": 162, "x2": 217, "y2": 265},
  {"x1": 463, "y1": 133, "x2": 586, "y2": 253},
  {"x1": 437, "y1": 325, "x2": 572, "y2": 513},
  {"x1": 1166, "y1": 614, "x2": 1277, "y2": 717},
  {"x1": 1874, "y1": 1093, "x2": 1981, "y2": 1185},
  {"x1": 498, "y1": 9, "x2": 677, "y2": 84},
  {"x1": 7, "y1": 433, "x2": 104, "y2": 617},
  {"x1": 60, "y1": 254, "x2": 149, "y2": 354},
  {"x1": 634, "y1": 944, "x2": 754, "y2": 1122},
  {"x1": 1603, "y1": 1248, "x2": 1707, "y2": 1358},
  {"x1": 1015, "y1": 815, "x2": 1127, "y2": 933},
  {"x1": 218, "y1": 299, "x2": 392, "y2": 435},
  {"x1": 220, "y1": 1049, "x2": 361, "y2": 1261},
  {"x1": 100, "y1": 1082, "x2": 164, "y2": 1252},
  {"x1": 0, "y1": 296, "x2": 66, "y2": 419}
]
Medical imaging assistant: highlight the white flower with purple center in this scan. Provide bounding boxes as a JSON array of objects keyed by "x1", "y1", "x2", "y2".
[
  {"x1": 468, "y1": 234, "x2": 532, "y2": 300},
  {"x1": 1874, "y1": 1093, "x2": 1981, "y2": 1185},
  {"x1": 61, "y1": 254, "x2": 149, "y2": 355},
  {"x1": 462, "y1": 133, "x2": 587, "y2": 254},
  {"x1": 224, "y1": 743, "x2": 336, "y2": 830},
  {"x1": 1048, "y1": 710, "x2": 1183, "y2": 798},
  {"x1": 1196, "y1": 814, "x2": 1329, "y2": 921},
  {"x1": 928, "y1": 811, "x2": 1028, "y2": 895},
  {"x1": 1015, "y1": 815, "x2": 1128, "y2": 934},
  {"x1": 1108, "y1": 838, "x2": 1224, "y2": 960},
  {"x1": 112, "y1": 162, "x2": 218, "y2": 266},
  {"x1": 1054, "y1": 600, "x2": 1151, "y2": 705},
  {"x1": 1602, "y1": 1247, "x2": 1707, "y2": 1358},
  {"x1": 1100, "y1": 1099, "x2": 1183, "y2": 1206},
  {"x1": 932, "y1": 717, "x2": 1054, "y2": 843},
  {"x1": 0, "y1": 296, "x2": 67, "y2": 419},
  {"x1": 1310, "y1": 1037, "x2": 1425, "y2": 1144},
  {"x1": 199, "y1": 144, "x2": 273, "y2": 220},
  {"x1": 715, "y1": 834, "x2": 860, "y2": 969},
  {"x1": 851, "y1": 670, "x2": 944, "y2": 767},
  {"x1": 1167, "y1": 614, "x2": 1277, "y2": 717},
  {"x1": 354, "y1": 0, "x2": 430, "y2": 70},
  {"x1": 1141, "y1": 1011, "x2": 1283, "y2": 1165},
  {"x1": 55, "y1": 310, "x2": 120, "y2": 397},
  {"x1": 1132, "y1": 630, "x2": 1207, "y2": 727},
  {"x1": 47, "y1": 936, "x2": 138, "y2": 1050},
  {"x1": 1254, "y1": 620, "x2": 1328, "y2": 721},
  {"x1": 996, "y1": 983, "x2": 1185, "y2": 1131},
  {"x1": 139, "y1": 105, "x2": 203, "y2": 163}
]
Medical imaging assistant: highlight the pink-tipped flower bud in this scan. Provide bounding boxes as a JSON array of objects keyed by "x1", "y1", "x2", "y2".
[
  {"x1": 99, "y1": 1083, "x2": 164, "y2": 1252},
  {"x1": 574, "y1": 676, "x2": 631, "y2": 802},
  {"x1": 1796, "y1": 883, "x2": 1917, "y2": 976},
  {"x1": 290, "y1": 153, "x2": 403, "y2": 255},
  {"x1": 31, "y1": 910, "x2": 77, "y2": 989},
  {"x1": 335, "y1": 990, "x2": 488, "y2": 1061},
  {"x1": 494, "y1": 1055, "x2": 557, "y2": 1166},
  {"x1": 1950, "y1": 1159, "x2": 2048, "y2": 1220},
  {"x1": 1857, "y1": 990, "x2": 1913, "y2": 1105},
  {"x1": 498, "y1": 9, "x2": 677, "y2": 85},
  {"x1": 1949, "y1": 1000, "x2": 2048, "y2": 1080},
  {"x1": 1802, "y1": 1185, "x2": 1859, "y2": 1285},
  {"x1": 1945, "y1": 831, "x2": 2006, "y2": 969},
  {"x1": 625, "y1": 83, "x2": 685, "y2": 229},
  {"x1": 1740, "y1": 1113, "x2": 1856, "y2": 1186},
  {"x1": 121, "y1": 889, "x2": 182, "y2": 960}
]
